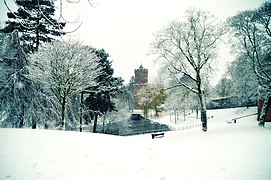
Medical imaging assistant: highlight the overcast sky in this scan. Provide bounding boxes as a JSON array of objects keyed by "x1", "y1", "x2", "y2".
[{"x1": 0, "y1": 0, "x2": 267, "y2": 85}]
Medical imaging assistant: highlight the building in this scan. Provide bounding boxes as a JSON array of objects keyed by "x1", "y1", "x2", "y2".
[
  {"x1": 133, "y1": 64, "x2": 148, "y2": 109},
  {"x1": 258, "y1": 98, "x2": 271, "y2": 122}
]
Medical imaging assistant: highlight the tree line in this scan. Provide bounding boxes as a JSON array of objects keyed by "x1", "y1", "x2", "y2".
[
  {"x1": 0, "y1": 0, "x2": 126, "y2": 132},
  {"x1": 1, "y1": 0, "x2": 270, "y2": 133},
  {"x1": 148, "y1": 2, "x2": 271, "y2": 131},
  {"x1": 216, "y1": 1, "x2": 271, "y2": 126}
]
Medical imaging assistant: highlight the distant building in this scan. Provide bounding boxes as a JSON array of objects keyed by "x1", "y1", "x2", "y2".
[
  {"x1": 133, "y1": 64, "x2": 148, "y2": 109},
  {"x1": 257, "y1": 87, "x2": 271, "y2": 122},
  {"x1": 258, "y1": 98, "x2": 271, "y2": 122}
]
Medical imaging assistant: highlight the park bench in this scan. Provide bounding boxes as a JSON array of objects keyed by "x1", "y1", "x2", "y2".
[
  {"x1": 151, "y1": 132, "x2": 164, "y2": 139},
  {"x1": 227, "y1": 119, "x2": 237, "y2": 123}
]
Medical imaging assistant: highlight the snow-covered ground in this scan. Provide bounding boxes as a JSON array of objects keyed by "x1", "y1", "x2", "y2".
[{"x1": 1, "y1": 107, "x2": 271, "y2": 180}]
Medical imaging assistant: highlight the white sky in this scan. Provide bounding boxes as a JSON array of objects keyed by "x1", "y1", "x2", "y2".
[{"x1": 0, "y1": 0, "x2": 267, "y2": 85}]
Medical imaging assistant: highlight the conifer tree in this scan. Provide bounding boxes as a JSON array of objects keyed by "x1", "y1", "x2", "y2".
[
  {"x1": 1, "y1": 0, "x2": 65, "y2": 52},
  {"x1": 84, "y1": 48, "x2": 124, "y2": 133}
]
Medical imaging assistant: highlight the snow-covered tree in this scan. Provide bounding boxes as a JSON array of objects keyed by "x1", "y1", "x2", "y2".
[
  {"x1": 167, "y1": 85, "x2": 198, "y2": 115},
  {"x1": 1, "y1": 0, "x2": 65, "y2": 52},
  {"x1": 215, "y1": 77, "x2": 233, "y2": 98},
  {"x1": 0, "y1": 30, "x2": 62, "y2": 128},
  {"x1": 28, "y1": 40, "x2": 101, "y2": 130},
  {"x1": 225, "y1": 55, "x2": 259, "y2": 107},
  {"x1": 227, "y1": 1, "x2": 271, "y2": 126},
  {"x1": 0, "y1": 31, "x2": 60, "y2": 128},
  {"x1": 150, "y1": 8, "x2": 226, "y2": 131},
  {"x1": 83, "y1": 48, "x2": 124, "y2": 133},
  {"x1": 0, "y1": 30, "x2": 29, "y2": 127},
  {"x1": 102, "y1": 97, "x2": 130, "y2": 135}
]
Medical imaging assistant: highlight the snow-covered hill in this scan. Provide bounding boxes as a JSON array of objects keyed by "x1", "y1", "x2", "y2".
[{"x1": 1, "y1": 107, "x2": 271, "y2": 180}]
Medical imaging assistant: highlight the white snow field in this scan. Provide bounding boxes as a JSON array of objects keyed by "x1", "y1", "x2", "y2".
[{"x1": 1, "y1": 107, "x2": 271, "y2": 180}]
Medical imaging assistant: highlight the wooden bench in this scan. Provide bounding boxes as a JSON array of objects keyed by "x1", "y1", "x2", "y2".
[
  {"x1": 227, "y1": 119, "x2": 237, "y2": 123},
  {"x1": 151, "y1": 132, "x2": 164, "y2": 139}
]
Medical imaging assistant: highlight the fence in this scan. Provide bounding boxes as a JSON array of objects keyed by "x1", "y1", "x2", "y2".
[{"x1": 121, "y1": 123, "x2": 202, "y2": 136}]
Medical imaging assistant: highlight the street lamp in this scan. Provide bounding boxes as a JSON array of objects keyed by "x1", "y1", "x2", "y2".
[{"x1": 79, "y1": 90, "x2": 95, "y2": 132}]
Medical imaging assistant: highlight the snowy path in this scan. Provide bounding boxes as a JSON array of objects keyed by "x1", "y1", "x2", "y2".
[{"x1": 1, "y1": 107, "x2": 271, "y2": 180}]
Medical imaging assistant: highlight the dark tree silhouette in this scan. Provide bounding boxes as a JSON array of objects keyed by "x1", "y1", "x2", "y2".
[
  {"x1": 1, "y1": 0, "x2": 65, "y2": 52},
  {"x1": 84, "y1": 48, "x2": 124, "y2": 133}
]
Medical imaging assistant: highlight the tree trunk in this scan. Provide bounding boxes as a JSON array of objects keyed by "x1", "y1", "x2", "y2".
[
  {"x1": 184, "y1": 108, "x2": 186, "y2": 121},
  {"x1": 18, "y1": 118, "x2": 24, "y2": 128},
  {"x1": 80, "y1": 92, "x2": 84, "y2": 132},
  {"x1": 61, "y1": 96, "x2": 67, "y2": 130},
  {"x1": 32, "y1": 121, "x2": 37, "y2": 129},
  {"x1": 177, "y1": 108, "x2": 179, "y2": 121},
  {"x1": 44, "y1": 123, "x2": 48, "y2": 129},
  {"x1": 32, "y1": 107, "x2": 36, "y2": 129},
  {"x1": 174, "y1": 108, "x2": 177, "y2": 124},
  {"x1": 143, "y1": 105, "x2": 148, "y2": 118},
  {"x1": 102, "y1": 115, "x2": 105, "y2": 133},
  {"x1": 19, "y1": 104, "x2": 25, "y2": 128},
  {"x1": 259, "y1": 93, "x2": 271, "y2": 127},
  {"x1": 196, "y1": 71, "x2": 207, "y2": 131},
  {"x1": 199, "y1": 91, "x2": 207, "y2": 132},
  {"x1": 35, "y1": 12, "x2": 40, "y2": 51},
  {"x1": 196, "y1": 105, "x2": 199, "y2": 119},
  {"x1": 155, "y1": 106, "x2": 159, "y2": 116},
  {"x1": 93, "y1": 113, "x2": 98, "y2": 133}
]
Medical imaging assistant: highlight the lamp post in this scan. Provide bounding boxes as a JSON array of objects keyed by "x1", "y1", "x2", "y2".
[
  {"x1": 79, "y1": 90, "x2": 95, "y2": 132},
  {"x1": 79, "y1": 91, "x2": 84, "y2": 132}
]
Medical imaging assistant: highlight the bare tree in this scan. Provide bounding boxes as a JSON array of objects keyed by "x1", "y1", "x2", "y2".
[
  {"x1": 150, "y1": 8, "x2": 226, "y2": 131},
  {"x1": 166, "y1": 82, "x2": 198, "y2": 120},
  {"x1": 28, "y1": 40, "x2": 101, "y2": 130},
  {"x1": 228, "y1": 2, "x2": 271, "y2": 126}
]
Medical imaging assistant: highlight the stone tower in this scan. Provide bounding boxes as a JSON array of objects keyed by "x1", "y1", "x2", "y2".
[{"x1": 133, "y1": 64, "x2": 148, "y2": 109}]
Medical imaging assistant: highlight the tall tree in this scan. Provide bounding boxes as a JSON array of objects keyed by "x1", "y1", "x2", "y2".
[
  {"x1": 0, "y1": 30, "x2": 29, "y2": 128},
  {"x1": 150, "y1": 8, "x2": 226, "y2": 131},
  {"x1": 0, "y1": 30, "x2": 61, "y2": 129},
  {"x1": 165, "y1": 74, "x2": 199, "y2": 119},
  {"x1": 28, "y1": 40, "x2": 101, "y2": 130},
  {"x1": 225, "y1": 55, "x2": 259, "y2": 107},
  {"x1": 227, "y1": 1, "x2": 271, "y2": 126},
  {"x1": 215, "y1": 77, "x2": 234, "y2": 98},
  {"x1": 83, "y1": 48, "x2": 124, "y2": 133},
  {"x1": 1, "y1": 0, "x2": 65, "y2": 52}
]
